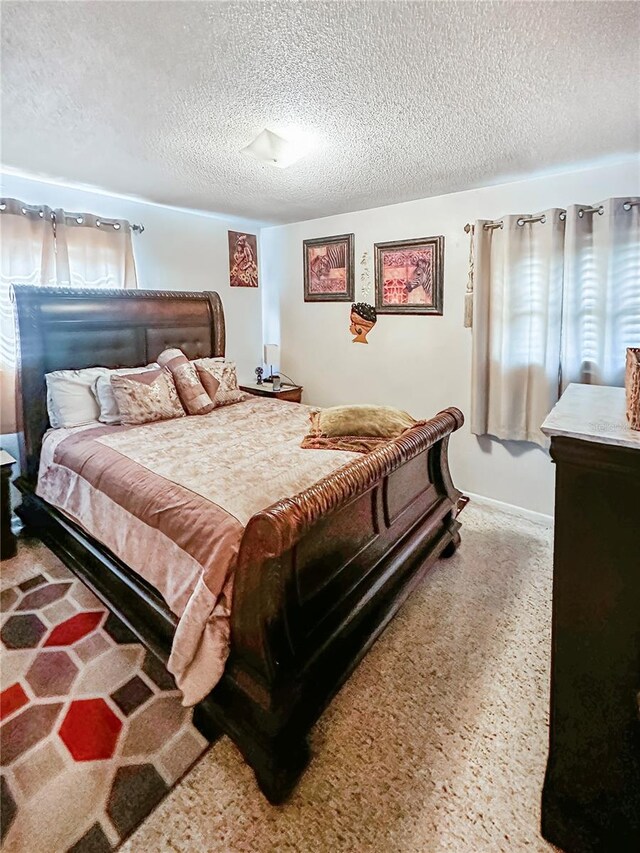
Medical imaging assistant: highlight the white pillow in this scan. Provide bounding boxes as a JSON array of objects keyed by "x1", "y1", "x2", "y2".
[
  {"x1": 46, "y1": 367, "x2": 110, "y2": 429},
  {"x1": 94, "y1": 364, "x2": 159, "y2": 425}
]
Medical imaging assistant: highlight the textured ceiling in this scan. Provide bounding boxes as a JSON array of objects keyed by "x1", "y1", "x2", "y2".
[{"x1": 2, "y1": 1, "x2": 639, "y2": 223}]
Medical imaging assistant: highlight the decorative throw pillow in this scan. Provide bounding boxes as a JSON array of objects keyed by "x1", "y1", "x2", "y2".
[
  {"x1": 301, "y1": 405, "x2": 421, "y2": 453},
  {"x1": 193, "y1": 358, "x2": 249, "y2": 407},
  {"x1": 157, "y1": 348, "x2": 215, "y2": 415},
  {"x1": 93, "y1": 365, "x2": 159, "y2": 425},
  {"x1": 45, "y1": 367, "x2": 110, "y2": 429},
  {"x1": 110, "y1": 368, "x2": 185, "y2": 425}
]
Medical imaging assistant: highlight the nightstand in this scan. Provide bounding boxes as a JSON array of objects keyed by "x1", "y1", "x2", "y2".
[
  {"x1": 1, "y1": 449, "x2": 17, "y2": 560},
  {"x1": 240, "y1": 383, "x2": 303, "y2": 404}
]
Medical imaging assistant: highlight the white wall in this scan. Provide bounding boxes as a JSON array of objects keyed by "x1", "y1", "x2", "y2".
[
  {"x1": 0, "y1": 171, "x2": 266, "y2": 384},
  {"x1": 261, "y1": 157, "x2": 640, "y2": 516}
]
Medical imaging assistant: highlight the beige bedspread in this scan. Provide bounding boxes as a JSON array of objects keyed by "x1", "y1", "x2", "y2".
[{"x1": 37, "y1": 398, "x2": 357, "y2": 704}]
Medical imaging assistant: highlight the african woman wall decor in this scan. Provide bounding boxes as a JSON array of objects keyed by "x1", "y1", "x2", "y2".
[
  {"x1": 374, "y1": 235, "x2": 444, "y2": 315},
  {"x1": 303, "y1": 233, "x2": 354, "y2": 302},
  {"x1": 350, "y1": 302, "x2": 377, "y2": 344},
  {"x1": 229, "y1": 231, "x2": 258, "y2": 287}
]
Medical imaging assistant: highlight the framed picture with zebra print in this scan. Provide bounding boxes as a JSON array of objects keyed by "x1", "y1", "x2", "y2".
[
  {"x1": 303, "y1": 233, "x2": 355, "y2": 302},
  {"x1": 374, "y1": 235, "x2": 444, "y2": 315}
]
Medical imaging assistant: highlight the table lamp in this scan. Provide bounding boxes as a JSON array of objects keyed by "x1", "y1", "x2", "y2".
[{"x1": 264, "y1": 344, "x2": 279, "y2": 382}]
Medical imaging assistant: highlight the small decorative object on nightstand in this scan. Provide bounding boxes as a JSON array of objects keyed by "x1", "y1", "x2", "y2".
[
  {"x1": 255, "y1": 366, "x2": 264, "y2": 385},
  {"x1": 240, "y1": 382, "x2": 303, "y2": 404},
  {"x1": 1, "y1": 449, "x2": 17, "y2": 560}
]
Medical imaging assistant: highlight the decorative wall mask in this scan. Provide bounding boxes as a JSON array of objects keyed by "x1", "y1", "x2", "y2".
[
  {"x1": 374, "y1": 235, "x2": 444, "y2": 315},
  {"x1": 350, "y1": 302, "x2": 377, "y2": 344},
  {"x1": 303, "y1": 233, "x2": 355, "y2": 302},
  {"x1": 229, "y1": 231, "x2": 258, "y2": 287}
]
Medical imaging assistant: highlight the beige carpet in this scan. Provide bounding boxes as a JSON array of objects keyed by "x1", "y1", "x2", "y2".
[
  {"x1": 123, "y1": 502, "x2": 556, "y2": 853},
  {"x1": 4, "y1": 503, "x2": 558, "y2": 852}
]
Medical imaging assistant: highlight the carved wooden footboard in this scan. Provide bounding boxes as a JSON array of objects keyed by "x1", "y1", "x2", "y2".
[{"x1": 195, "y1": 407, "x2": 464, "y2": 802}]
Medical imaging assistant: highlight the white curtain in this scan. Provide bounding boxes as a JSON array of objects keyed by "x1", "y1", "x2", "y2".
[
  {"x1": 471, "y1": 210, "x2": 565, "y2": 446},
  {"x1": 471, "y1": 197, "x2": 640, "y2": 447},
  {"x1": 561, "y1": 197, "x2": 640, "y2": 389},
  {"x1": 0, "y1": 199, "x2": 138, "y2": 434},
  {"x1": 0, "y1": 200, "x2": 56, "y2": 432},
  {"x1": 55, "y1": 210, "x2": 137, "y2": 289}
]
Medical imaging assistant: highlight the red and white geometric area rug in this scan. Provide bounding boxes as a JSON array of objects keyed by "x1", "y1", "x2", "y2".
[{"x1": 0, "y1": 540, "x2": 208, "y2": 852}]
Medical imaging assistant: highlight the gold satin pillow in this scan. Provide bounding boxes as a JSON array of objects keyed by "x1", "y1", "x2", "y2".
[
  {"x1": 110, "y1": 368, "x2": 185, "y2": 425},
  {"x1": 309, "y1": 405, "x2": 417, "y2": 438},
  {"x1": 301, "y1": 405, "x2": 420, "y2": 453}
]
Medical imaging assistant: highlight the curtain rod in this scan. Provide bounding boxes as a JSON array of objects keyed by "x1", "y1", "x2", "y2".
[
  {"x1": 0, "y1": 198, "x2": 144, "y2": 233},
  {"x1": 464, "y1": 215, "x2": 545, "y2": 232},
  {"x1": 464, "y1": 199, "x2": 639, "y2": 233},
  {"x1": 60, "y1": 213, "x2": 145, "y2": 233}
]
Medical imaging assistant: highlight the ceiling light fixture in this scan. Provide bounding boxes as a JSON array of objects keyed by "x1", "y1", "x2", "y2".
[{"x1": 241, "y1": 128, "x2": 309, "y2": 169}]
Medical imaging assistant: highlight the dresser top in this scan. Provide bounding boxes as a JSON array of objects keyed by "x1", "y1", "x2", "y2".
[
  {"x1": 0, "y1": 449, "x2": 16, "y2": 467},
  {"x1": 541, "y1": 384, "x2": 640, "y2": 450}
]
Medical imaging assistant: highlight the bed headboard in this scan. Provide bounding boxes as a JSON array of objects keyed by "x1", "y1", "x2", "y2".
[{"x1": 11, "y1": 286, "x2": 226, "y2": 483}]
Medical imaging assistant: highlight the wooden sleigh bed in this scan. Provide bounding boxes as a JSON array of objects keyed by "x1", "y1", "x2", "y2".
[{"x1": 11, "y1": 285, "x2": 464, "y2": 803}]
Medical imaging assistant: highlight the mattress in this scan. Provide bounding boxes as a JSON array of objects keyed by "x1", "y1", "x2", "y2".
[{"x1": 37, "y1": 397, "x2": 358, "y2": 704}]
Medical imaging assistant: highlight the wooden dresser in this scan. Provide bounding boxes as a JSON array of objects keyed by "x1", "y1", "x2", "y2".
[{"x1": 541, "y1": 384, "x2": 640, "y2": 853}]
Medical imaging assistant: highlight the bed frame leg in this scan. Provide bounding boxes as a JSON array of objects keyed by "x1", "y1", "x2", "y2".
[
  {"x1": 441, "y1": 529, "x2": 461, "y2": 559},
  {"x1": 192, "y1": 704, "x2": 224, "y2": 744},
  {"x1": 252, "y1": 736, "x2": 311, "y2": 805}
]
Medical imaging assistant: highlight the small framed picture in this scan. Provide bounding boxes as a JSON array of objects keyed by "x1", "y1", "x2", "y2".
[
  {"x1": 229, "y1": 231, "x2": 258, "y2": 287},
  {"x1": 303, "y1": 233, "x2": 355, "y2": 302},
  {"x1": 374, "y1": 235, "x2": 444, "y2": 315}
]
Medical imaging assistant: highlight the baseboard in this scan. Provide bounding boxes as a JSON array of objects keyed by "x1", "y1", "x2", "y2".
[{"x1": 463, "y1": 491, "x2": 553, "y2": 526}]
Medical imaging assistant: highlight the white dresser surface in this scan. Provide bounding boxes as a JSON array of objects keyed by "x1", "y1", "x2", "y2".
[{"x1": 541, "y1": 383, "x2": 640, "y2": 450}]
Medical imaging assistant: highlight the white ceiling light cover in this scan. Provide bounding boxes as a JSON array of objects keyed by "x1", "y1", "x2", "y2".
[{"x1": 242, "y1": 128, "x2": 308, "y2": 169}]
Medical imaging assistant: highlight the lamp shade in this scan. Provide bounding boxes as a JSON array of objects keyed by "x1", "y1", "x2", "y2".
[{"x1": 264, "y1": 344, "x2": 279, "y2": 367}]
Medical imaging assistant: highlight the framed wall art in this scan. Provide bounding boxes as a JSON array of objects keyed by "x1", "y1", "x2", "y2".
[
  {"x1": 228, "y1": 231, "x2": 258, "y2": 287},
  {"x1": 303, "y1": 233, "x2": 355, "y2": 302},
  {"x1": 374, "y1": 235, "x2": 444, "y2": 314}
]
